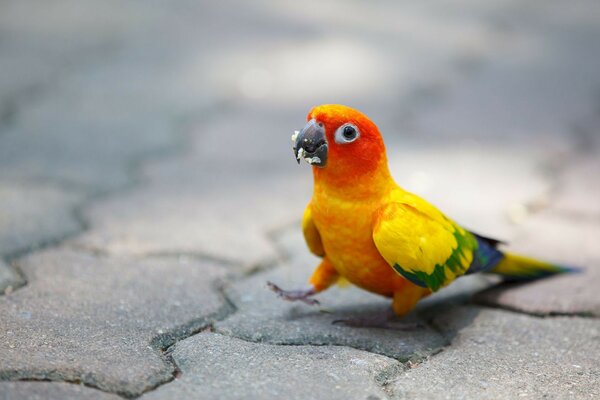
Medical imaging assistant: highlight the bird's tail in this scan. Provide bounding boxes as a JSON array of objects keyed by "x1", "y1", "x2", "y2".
[{"x1": 490, "y1": 252, "x2": 580, "y2": 281}]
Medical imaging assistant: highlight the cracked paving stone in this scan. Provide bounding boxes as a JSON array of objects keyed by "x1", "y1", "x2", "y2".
[
  {"x1": 388, "y1": 306, "x2": 600, "y2": 400},
  {"x1": 0, "y1": 180, "x2": 83, "y2": 257},
  {"x1": 142, "y1": 332, "x2": 401, "y2": 400},
  {"x1": 475, "y1": 212, "x2": 600, "y2": 317},
  {"x1": 215, "y1": 229, "x2": 447, "y2": 362},
  {"x1": 0, "y1": 382, "x2": 121, "y2": 400},
  {"x1": 0, "y1": 249, "x2": 231, "y2": 397}
]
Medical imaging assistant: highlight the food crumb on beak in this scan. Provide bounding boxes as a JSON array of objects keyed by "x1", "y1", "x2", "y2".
[
  {"x1": 296, "y1": 147, "x2": 305, "y2": 161},
  {"x1": 291, "y1": 130, "x2": 299, "y2": 142},
  {"x1": 305, "y1": 156, "x2": 321, "y2": 165}
]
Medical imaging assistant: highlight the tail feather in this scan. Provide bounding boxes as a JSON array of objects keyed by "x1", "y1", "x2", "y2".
[{"x1": 490, "y1": 252, "x2": 580, "y2": 281}]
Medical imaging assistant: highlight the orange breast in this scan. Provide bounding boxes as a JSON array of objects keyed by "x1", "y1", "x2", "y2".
[{"x1": 310, "y1": 193, "x2": 407, "y2": 297}]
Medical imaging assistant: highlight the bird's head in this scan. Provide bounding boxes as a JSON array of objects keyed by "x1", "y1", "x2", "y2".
[{"x1": 292, "y1": 104, "x2": 388, "y2": 183}]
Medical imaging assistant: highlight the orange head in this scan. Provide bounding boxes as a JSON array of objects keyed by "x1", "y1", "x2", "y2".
[{"x1": 292, "y1": 104, "x2": 390, "y2": 187}]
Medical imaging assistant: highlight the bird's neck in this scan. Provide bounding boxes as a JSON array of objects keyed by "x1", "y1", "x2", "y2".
[{"x1": 312, "y1": 157, "x2": 396, "y2": 201}]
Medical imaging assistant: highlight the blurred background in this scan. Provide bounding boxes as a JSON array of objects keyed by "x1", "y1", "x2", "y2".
[{"x1": 1, "y1": 0, "x2": 599, "y2": 269}]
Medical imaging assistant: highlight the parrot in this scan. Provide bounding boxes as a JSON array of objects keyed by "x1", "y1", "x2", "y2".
[{"x1": 268, "y1": 104, "x2": 575, "y2": 319}]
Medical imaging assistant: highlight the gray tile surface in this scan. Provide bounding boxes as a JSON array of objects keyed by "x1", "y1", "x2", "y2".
[
  {"x1": 0, "y1": 250, "x2": 230, "y2": 397},
  {"x1": 1, "y1": 0, "x2": 599, "y2": 398},
  {"x1": 476, "y1": 213, "x2": 600, "y2": 317},
  {"x1": 215, "y1": 230, "x2": 448, "y2": 362},
  {"x1": 0, "y1": 382, "x2": 121, "y2": 400},
  {"x1": 143, "y1": 332, "x2": 401, "y2": 400},
  {"x1": 389, "y1": 306, "x2": 600, "y2": 400}
]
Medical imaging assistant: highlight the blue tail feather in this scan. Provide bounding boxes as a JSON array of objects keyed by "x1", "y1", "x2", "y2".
[{"x1": 465, "y1": 235, "x2": 504, "y2": 275}]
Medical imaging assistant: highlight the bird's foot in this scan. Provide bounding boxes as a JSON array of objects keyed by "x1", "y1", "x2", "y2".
[
  {"x1": 267, "y1": 281, "x2": 320, "y2": 306},
  {"x1": 332, "y1": 311, "x2": 422, "y2": 331}
]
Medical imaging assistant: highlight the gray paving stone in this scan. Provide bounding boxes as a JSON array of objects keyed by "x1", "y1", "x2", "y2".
[
  {"x1": 0, "y1": 84, "x2": 178, "y2": 192},
  {"x1": 0, "y1": 1, "x2": 230, "y2": 193},
  {"x1": 215, "y1": 229, "x2": 447, "y2": 362},
  {"x1": 553, "y1": 154, "x2": 600, "y2": 217},
  {"x1": 0, "y1": 250, "x2": 230, "y2": 397},
  {"x1": 72, "y1": 105, "x2": 312, "y2": 267},
  {"x1": 414, "y1": 0, "x2": 600, "y2": 145},
  {"x1": 497, "y1": 209, "x2": 600, "y2": 266},
  {"x1": 387, "y1": 144, "x2": 551, "y2": 241},
  {"x1": 0, "y1": 0, "x2": 142, "y2": 119},
  {"x1": 74, "y1": 174, "x2": 309, "y2": 268},
  {"x1": 477, "y1": 266, "x2": 600, "y2": 318},
  {"x1": 0, "y1": 381, "x2": 121, "y2": 400},
  {"x1": 197, "y1": 0, "x2": 507, "y2": 111},
  {"x1": 0, "y1": 261, "x2": 24, "y2": 295},
  {"x1": 0, "y1": 1, "x2": 190, "y2": 193},
  {"x1": 0, "y1": 181, "x2": 83, "y2": 256},
  {"x1": 476, "y1": 213, "x2": 600, "y2": 317},
  {"x1": 143, "y1": 332, "x2": 401, "y2": 400},
  {"x1": 389, "y1": 306, "x2": 600, "y2": 400}
]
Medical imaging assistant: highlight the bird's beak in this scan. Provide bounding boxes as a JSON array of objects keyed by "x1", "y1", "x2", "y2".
[{"x1": 292, "y1": 119, "x2": 328, "y2": 167}]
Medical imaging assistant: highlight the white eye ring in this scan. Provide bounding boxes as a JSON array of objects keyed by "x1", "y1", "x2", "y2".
[{"x1": 334, "y1": 123, "x2": 360, "y2": 144}]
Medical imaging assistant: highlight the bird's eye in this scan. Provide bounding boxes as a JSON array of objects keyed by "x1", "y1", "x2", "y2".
[
  {"x1": 343, "y1": 126, "x2": 356, "y2": 139},
  {"x1": 335, "y1": 123, "x2": 360, "y2": 144}
]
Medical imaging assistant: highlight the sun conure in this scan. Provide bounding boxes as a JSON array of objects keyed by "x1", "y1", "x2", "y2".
[{"x1": 269, "y1": 104, "x2": 575, "y2": 317}]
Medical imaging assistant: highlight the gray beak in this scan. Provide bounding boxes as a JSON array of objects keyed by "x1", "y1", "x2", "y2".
[{"x1": 292, "y1": 119, "x2": 328, "y2": 167}]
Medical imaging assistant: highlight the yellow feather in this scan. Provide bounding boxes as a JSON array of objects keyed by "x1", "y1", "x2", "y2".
[{"x1": 302, "y1": 204, "x2": 325, "y2": 257}]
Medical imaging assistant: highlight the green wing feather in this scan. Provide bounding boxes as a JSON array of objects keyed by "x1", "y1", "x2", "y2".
[{"x1": 373, "y1": 202, "x2": 478, "y2": 291}]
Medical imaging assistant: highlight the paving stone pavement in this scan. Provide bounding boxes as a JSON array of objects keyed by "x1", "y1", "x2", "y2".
[
  {"x1": 0, "y1": 180, "x2": 83, "y2": 256},
  {"x1": 389, "y1": 307, "x2": 600, "y2": 400},
  {"x1": 476, "y1": 211, "x2": 600, "y2": 317},
  {"x1": 215, "y1": 229, "x2": 448, "y2": 362},
  {"x1": 142, "y1": 333, "x2": 402, "y2": 400},
  {"x1": 0, "y1": 250, "x2": 231, "y2": 397},
  {"x1": 0, "y1": 382, "x2": 122, "y2": 400},
  {"x1": 1, "y1": 0, "x2": 599, "y2": 399}
]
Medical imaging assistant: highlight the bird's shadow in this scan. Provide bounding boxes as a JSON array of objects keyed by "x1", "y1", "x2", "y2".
[{"x1": 279, "y1": 285, "x2": 484, "y2": 345}]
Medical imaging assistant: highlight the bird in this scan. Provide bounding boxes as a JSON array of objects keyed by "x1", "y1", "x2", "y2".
[{"x1": 268, "y1": 104, "x2": 575, "y2": 319}]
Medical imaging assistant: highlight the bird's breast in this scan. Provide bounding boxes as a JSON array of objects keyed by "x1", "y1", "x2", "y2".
[{"x1": 310, "y1": 194, "x2": 397, "y2": 295}]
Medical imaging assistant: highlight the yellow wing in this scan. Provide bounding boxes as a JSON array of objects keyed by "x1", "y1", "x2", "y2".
[
  {"x1": 302, "y1": 203, "x2": 325, "y2": 257},
  {"x1": 372, "y1": 202, "x2": 477, "y2": 291}
]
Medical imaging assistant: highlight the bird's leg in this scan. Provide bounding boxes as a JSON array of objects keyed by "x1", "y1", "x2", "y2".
[
  {"x1": 268, "y1": 258, "x2": 338, "y2": 306},
  {"x1": 391, "y1": 285, "x2": 430, "y2": 317},
  {"x1": 267, "y1": 282, "x2": 319, "y2": 305}
]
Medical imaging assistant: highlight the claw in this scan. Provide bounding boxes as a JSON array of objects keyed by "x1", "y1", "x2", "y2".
[{"x1": 267, "y1": 281, "x2": 320, "y2": 306}]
